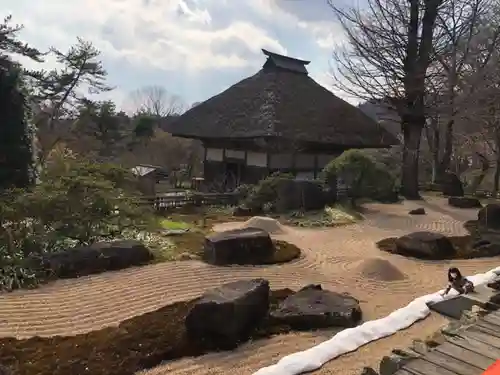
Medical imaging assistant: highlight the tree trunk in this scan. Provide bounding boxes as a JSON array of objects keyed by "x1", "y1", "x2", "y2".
[
  {"x1": 468, "y1": 152, "x2": 489, "y2": 193},
  {"x1": 425, "y1": 118, "x2": 440, "y2": 183},
  {"x1": 401, "y1": 116, "x2": 423, "y2": 199},
  {"x1": 437, "y1": 118, "x2": 454, "y2": 180},
  {"x1": 495, "y1": 157, "x2": 500, "y2": 195}
]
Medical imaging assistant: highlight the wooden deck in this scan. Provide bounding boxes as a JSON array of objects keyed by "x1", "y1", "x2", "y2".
[
  {"x1": 429, "y1": 284, "x2": 500, "y2": 320},
  {"x1": 395, "y1": 311, "x2": 500, "y2": 375}
]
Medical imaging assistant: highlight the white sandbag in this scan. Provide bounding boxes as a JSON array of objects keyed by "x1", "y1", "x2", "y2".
[{"x1": 253, "y1": 266, "x2": 500, "y2": 375}]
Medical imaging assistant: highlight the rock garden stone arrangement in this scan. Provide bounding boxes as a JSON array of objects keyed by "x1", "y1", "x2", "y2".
[
  {"x1": 378, "y1": 203, "x2": 500, "y2": 259},
  {"x1": 0, "y1": 279, "x2": 361, "y2": 375},
  {"x1": 393, "y1": 231, "x2": 456, "y2": 259},
  {"x1": 270, "y1": 284, "x2": 362, "y2": 329},
  {"x1": 25, "y1": 240, "x2": 154, "y2": 280},
  {"x1": 202, "y1": 227, "x2": 300, "y2": 265}
]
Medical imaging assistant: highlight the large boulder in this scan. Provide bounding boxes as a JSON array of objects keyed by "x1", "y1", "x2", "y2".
[
  {"x1": 448, "y1": 196, "x2": 482, "y2": 209},
  {"x1": 275, "y1": 179, "x2": 326, "y2": 213},
  {"x1": 30, "y1": 240, "x2": 153, "y2": 278},
  {"x1": 270, "y1": 284, "x2": 362, "y2": 329},
  {"x1": 185, "y1": 278, "x2": 270, "y2": 349},
  {"x1": 471, "y1": 242, "x2": 500, "y2": 257},
  {"x1": 478, "y1": 204, "x2": 500, "y2": 230},
  {"x1": 441, "y1": 172, "x2": 464, "y2": 196},
  {"x1": 203, "y1": 227, "x2": 274, "y2": 265},
  {"x1": 395, "y1": 231, "x2": 456, "y2": 259}
]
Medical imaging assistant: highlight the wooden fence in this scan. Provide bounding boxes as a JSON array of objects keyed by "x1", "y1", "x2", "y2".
[{"x1": 144, "y1": 191, "x2": 239, "y2": 211}]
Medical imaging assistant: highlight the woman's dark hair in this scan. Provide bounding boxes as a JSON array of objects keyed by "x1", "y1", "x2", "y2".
[{"x1": 448, "y1": 267, "x2": 463, "y2": 282}]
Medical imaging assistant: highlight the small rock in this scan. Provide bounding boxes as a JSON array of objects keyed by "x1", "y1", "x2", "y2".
[
  {"x1": 177, "y1": 252, "x2": 198, "y2": 260},
  {"x1": 409, "y1": 208, "x2": 426, "y2": 215},
  {"x1": 487, "y1": 279, "x2": 500, "y2": 290},
  {"x1": 441, "y1": 321, "x2": 464, "y2": 336},
  {"x1": 360, "y1": 367, "x2": 378, "y2": 375},
  {"x1": 379, "y1": 350, "x2": 418, "y2": 375},
  {"x1": 448, "y1": 196, "x2": 482, "y2": 208},
  {"x1": 233, "y1": 205, "x2": 257, "y2": 217},
  {"x1": 461, "y1": 305, "x2": 487, "y2": 323},
  {"x1": 411, "y1": 339, "x2": 431, "y2": 354}
]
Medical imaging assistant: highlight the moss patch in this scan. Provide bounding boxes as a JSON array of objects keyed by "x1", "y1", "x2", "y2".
[
  {"x1": 0, "y1": 289, "x2": 294, "y2": 375},
  {"x1": 282, "y1": 204, "x2": 363, "y2": 228},
  {"x1": 259, "y1": 240, "x2": 301, "y2": 264},
  {"x1": 158, "y1": 218, "x2": 191, "y2": 231}
]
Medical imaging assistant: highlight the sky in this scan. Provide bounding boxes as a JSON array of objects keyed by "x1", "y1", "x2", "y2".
[{"x1": 0, "y1": 0, "x2": 360, "y2": 112}]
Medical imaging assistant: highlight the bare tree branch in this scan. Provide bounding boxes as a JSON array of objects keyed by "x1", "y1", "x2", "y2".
[{"x1": 128, "y1": 86, "x2": 185, "y2": 117}]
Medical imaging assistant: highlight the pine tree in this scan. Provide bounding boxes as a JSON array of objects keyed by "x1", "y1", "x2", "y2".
[
  {"x1": 0, "y1": 16, "x2": 42, "y2": 189},
  {"x1": 0, "y1": 62, "x2": 34, "y2": 189}
]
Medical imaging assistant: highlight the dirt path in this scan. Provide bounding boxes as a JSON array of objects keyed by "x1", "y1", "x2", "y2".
[{"x1": 0, "y1": 196, "x2": 496, "y2": 375}]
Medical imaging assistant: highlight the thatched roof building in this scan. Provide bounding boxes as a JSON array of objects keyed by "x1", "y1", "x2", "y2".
[
  {"x1": 170, "y1": 49, "x2": 396, "y2": 148},
  {"x1": 169, "y1": 50, "x2": 398, "y2": 190}
]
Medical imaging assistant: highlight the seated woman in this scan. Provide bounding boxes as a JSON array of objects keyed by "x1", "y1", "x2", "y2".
[{"x1": 441, "y1": 267, "x2": 474, "y2": 296}]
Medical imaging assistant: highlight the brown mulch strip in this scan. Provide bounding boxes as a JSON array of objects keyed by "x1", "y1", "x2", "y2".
[{"x1": 0, "y1": 289, "x2": 294, "y2": 375}]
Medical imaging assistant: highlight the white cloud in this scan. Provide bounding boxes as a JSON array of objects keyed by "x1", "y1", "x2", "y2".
[
  {"x1": 1, "y1": 0, "x2": 358, "y2": 109},
  {"x1": 298, "y1": 21, "x2": 346, "y2": 50},
  {"x1": 3, "y1": 0, "x2": 287, "y2": 73}
]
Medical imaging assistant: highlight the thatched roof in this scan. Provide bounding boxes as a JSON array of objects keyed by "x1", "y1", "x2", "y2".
[{"x1": 169, "y1": 50, "x2": 398, "y2": 148}]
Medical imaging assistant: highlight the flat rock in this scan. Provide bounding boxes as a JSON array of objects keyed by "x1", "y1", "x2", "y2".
[
  {"x1": 395, "y1": 231, "x2": 456, "y2": 259},
  {"x1": 29, "y1": 240, "x2": 153, "y2": 278},
  {"x1": 185, "y1": 278, "x2": 270, "y2": 349},
  {"x1": 270, "y1": 284, "x2": 362, "y2": 329},
  {"x1": 203, "y1": 227, "x2": 274, "y2": 265},
  {"x1": 448, "y1": 196, "x2": 482, "y2": 208}
]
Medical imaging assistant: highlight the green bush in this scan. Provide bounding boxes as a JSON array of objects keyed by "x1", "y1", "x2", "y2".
[
  {"x1": 244, "y1": 172, "x2": 294, "y2": 211},
  {"x1": 0, "y1": 149, "x2": 155, "y2": 290},
  {"x1": 323, "y1": 149, "x2": 397, "y2": 204}
]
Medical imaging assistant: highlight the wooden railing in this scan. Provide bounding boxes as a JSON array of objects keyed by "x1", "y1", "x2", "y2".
[{"x1": 143, "y1": 191, "x2": 240, "y2": 210}]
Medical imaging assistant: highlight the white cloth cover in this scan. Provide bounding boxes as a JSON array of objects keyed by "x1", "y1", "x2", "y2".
[{"x1": 253, "y1": 266, "x2": 500, "y2": 375}]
